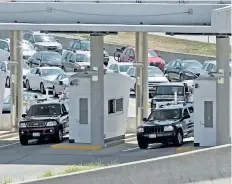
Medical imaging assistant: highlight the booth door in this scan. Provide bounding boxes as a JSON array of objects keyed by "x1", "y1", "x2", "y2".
[
  {"x1": 200, "y1": 100, "x2": 216, "y2": 146},
  {"x1": 77, "y1": 97, "x2": 91, "y2": 144}
]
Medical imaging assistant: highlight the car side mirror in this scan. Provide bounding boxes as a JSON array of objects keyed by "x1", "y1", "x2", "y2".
[
  {"x1": 63, "y1": 111, "x2": 68, "y2": 115},
  {"x1": 59, "y1": 81, "x2": 63, "y2": 85},
  {"x1": 22, "y1": 114, "x2": 26, "y2": 118},
  {"x1": 56, "y1": 39, "x2": 59, "y2": 42},
  {"x1": 184, "y1": 114, "x2": 190, "y2": 119},
  {"x1": 143, "y1": 117, "x2": 147, "y2": 121}
]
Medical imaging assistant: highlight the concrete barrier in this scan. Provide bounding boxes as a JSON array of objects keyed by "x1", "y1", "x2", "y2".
[
  {"x1": 54, "y1": 35, "x2": 216, "y2": 63},
  {"x1": 17, "y1": 144, "x2": 231, "y2": 184},
  {"x1": 0, "y1": 114, "x2": 11, "y2": 131}
]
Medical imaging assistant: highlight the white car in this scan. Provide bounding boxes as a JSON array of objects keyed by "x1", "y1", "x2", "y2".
[
  {"x1": 52, "y1": 72, "x2": 75, "y2": 97},
  {"x1": 202, "y1": 60, "x2": 232, "y2": 75},
  {"x1": 108, "y1": 62, "x2": 133, "y2": 75},
  {"x1": 0, "y1": 60, "x2": 31, "y2": 87},
  {"x1": 25, "y1": 67, "x2": 65, "y2": 94},
  {"x1": 0, "y1": 38, "x2": 36, "y2": 61}
]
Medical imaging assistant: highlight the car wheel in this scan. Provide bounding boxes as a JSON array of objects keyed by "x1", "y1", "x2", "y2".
[
  {"x1": 53, "y1": 128, "x2": 63, "y2": 143},
  {"x1": 53, "y1": 86, "x2": 57, "y2": 98},
  {"x1": 174, "y1": 130, "x2": 183, "y2": 147},
  {"x1": 40, "y1": 83, "x2": 45, "y2": 94},
  {"x1": 26, "y1": 80, "x2": 31, "y2": 91},
  {"x1": 5, "y1": 77, "x2": 10, "y2": 88},
  {"x1": 137, "y1": 138, "x2": 149, "y2": 149},
  {"x1": 20, "y1": 137, "x2": 28, "y2": 146}
]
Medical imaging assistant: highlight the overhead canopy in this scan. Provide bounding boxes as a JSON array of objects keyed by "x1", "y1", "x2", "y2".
[{"x1": 0, "y1": 2, "x2": 230, "y2": 34}]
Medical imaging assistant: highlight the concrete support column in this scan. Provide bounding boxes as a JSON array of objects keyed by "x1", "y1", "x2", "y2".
[
  {"x1": 90, "y1": 34, "x2": 105, "y2": 147},
  {"x1": 135, "y1": 32, "x2": 143, "y2": 127},
  {"x1": 16, "y1": 31, "x2": 23, "y2": 127},
  {"x1": 10, "y1": 31, "x2": 17, "y2": 132},
  {"x1": 216, "y1": 36, "x2": 231, "y2": 145},
  {"x1": 141, "y1": 32, "x2": 148, "y2": 119}
]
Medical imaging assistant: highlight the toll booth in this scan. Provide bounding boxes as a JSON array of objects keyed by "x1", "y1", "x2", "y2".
[
  {"x1": 193, "y1": 77, "x2": 217, "y2": 147},
  {"x1": 68, "y1": 71, "x2": 133, "y2": 146}
]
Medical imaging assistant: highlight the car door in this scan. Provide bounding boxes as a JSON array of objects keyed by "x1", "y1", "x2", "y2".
[
  {"x1": 0, "y1": 41, "x2": 5, "y2": 61},
  {"x1": 56, "y1": 74, "x2": 65, "y2": 94},
  {"x1": 182, "y1": 108, "x2": 191, "y2": 137},
  {"x1": 61, "y1": 103, "x2": 69, "y2": 134},
  {"x1": 33, "y1": 68, "x2": 42, "y2": 89},
  {"x1": 128, "y1": 49, "x2": 135, "y2": 62},
  {"x1": 2, "y1": 42, "x2": 10, "y2": 60},
  {"x1": 64, "y1": 52, "x2": 73, "y2": 72},
  {"x1": 166, "y1": 60, "x2": 176, "y2": 80},
  {"x1": 27, "y1": 68, "x2": 37, "y2": 89}
]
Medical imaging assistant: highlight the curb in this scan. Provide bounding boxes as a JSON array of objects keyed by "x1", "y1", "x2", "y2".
[
  {"x1": 0, "y1": 132, "x2": 18, "y2": 140},
  {"x1": 176, "y1": 147, "x2": 196, "y2": 153}
]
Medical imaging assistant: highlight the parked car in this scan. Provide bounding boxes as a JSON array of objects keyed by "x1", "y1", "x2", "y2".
[
  {"x1": 61, "y1": 50, "x2": 90, "y2": 72},
  {"x1": 108, "y1": 62, "x2": 133, "y2": 75},
  {"x1": 27, "y1": 51, "x2": 62, "y2": 68},
  {"x1": 0, "y1": 38, "x2": 36, "y2": 61},
  {"x1": 19, "y1": 99, "x2": 69, "y2": 145},
  {"x1": 25, "y1": 67, "x2": 65, "y2": 94},
  {"x1": 137, "y1": 102, "x2": 194, "y2": 149},
  {"x1": 68, "y1": 39, "x2": 109, "y2": 66},
  {"x1": 23, "y1": 32, "x2": 62, "y2": 54},
  {"x1": 164, "y1": 59, "x2": 205, "y2": 81},
  {"x1": 118, "y1": 46, "x2": 165, "y2": 71},
  {"x1": 52, "y1": 72, "x2": 75, "y2": 97},
  {"x1": 0, "y1": 60, "x2": 31, "y2": 87},
  {"x1": 202, "y1": 60, "x2": 232, "y2": 75},
  {"x1": 126, "y1": 66, "x2": 169, "y2": 97},
  {"x1": 2, "y1": 92, "x2": 44, "y2": 114}
]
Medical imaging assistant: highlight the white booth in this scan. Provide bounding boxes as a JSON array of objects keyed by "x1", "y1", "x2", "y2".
[
  {"x1": 68, "y1": 71, "x2": 133, "y2": 145},
  {"x1": 194, "y1": 77, "x2": 217, "y2": 147}
]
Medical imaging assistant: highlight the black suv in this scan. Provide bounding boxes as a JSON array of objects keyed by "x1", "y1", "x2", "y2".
[
  {"x1": 137, "y1": 103, "x2": 194, "y2": 149},
  {"x1": 68, "y1": 39, "x2": 110, "y2": 66},
  {"x1": 19, "y1": 100, "x2": 69, "y2": 145}
]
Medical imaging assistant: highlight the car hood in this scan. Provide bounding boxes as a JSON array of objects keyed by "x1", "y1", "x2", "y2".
[
  {"x1": 35, "y1": 42, "x2": 61, "y2": 47},
  {"x1": 22, "y1": 50, "x2": 36, "y2": 57},
  {"x1": 43, "y1": 59, "x2": 62, "y2": 65},
  {"x1": 148, "y1": 57, "x2": 163, "y2": 63},
  {"x1": 148, "y1": 76, "x2": 168, "y2": 82},
  {"x1": 23, "y1": 68, "x2": 30, "y2": 76},
  {"x1": 143, "y1": 120, "x2": 178, "y2": 126},
  {"x1": 43, "y1": 75, "x2": 59, "y2": 81},
  {"x1": 184, "y1": 67, "x2": 205, "y2": 74},
  {"x1": 21, "y1": 116, "x2": 60, "y2": 121}
]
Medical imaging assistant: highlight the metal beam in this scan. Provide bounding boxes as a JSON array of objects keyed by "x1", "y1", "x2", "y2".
[{"x1": 0, "y1": 23, "x2": 229, "y2": 34}]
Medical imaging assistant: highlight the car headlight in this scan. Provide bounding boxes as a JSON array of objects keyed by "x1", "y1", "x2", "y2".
[
  {"x1": 46, "y1": 121, "x2": 57, "y2": 126},
  {"x1": 137, "y1": 127, "x2": 144, "y2": 133},
  {"x1": 164, "y1": 125, "x2": 174, "y2": 131},
  {"x1": 20, "y1": 123, "x2": 26, "y2": 128}
]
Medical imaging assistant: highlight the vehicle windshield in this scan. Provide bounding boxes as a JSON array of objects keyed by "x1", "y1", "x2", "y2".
[
  {"x1": 181, "y1": 60, "x2": 202, "y2": 69},
  {"x1": 155, "y1": 86, "x2": 184, "y2": 96},
  {"x1": 22, "y1": 42, "x2": 35, "y2": 51},
  {"x1": 73, "y1": 41, "x2": 90, "y2": 51},
  {"x1": 27, "y1": 104, "x2": 61, "y2": 116},
  {"x1": 202, "y1": 62, "x2": 208, "y2": 70},
  {"x1": 148, "y1": 50, "x2": 158, "y2": 57},
  {"x1": 41, "y1": 69, "x2": 64, "y2": 76},
  {"x1": 42, "y1": 52, "x2": 62, "y2": 61},
  {"x1": 75, "y1": 54, "x2": 90, "y2": 62},
  {"x1": 148, "y1": 108, "x2": 182, "y2": 121},
  {"x1": 34, "y1": 35, "x2": 56, "y2": 42},
  {"x1": 148, "y1": 66, "x2": 163, "y2": 76},
  {"x1": 119, "y1": 65, "x2": 132, "y2": 72}
]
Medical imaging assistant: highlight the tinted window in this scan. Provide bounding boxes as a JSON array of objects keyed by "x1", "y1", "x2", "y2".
[
  {"x1": 125, "y1": 49, "x2": 131, "y2": 56},
  {"x1": 22, "y1": 41, "x2": 35, "y2": 51},
  {"x1": 188, "y1": 107, "x2": 194, "y2": 113},
  {"x1": 72, "y1": 41, "x2": 90, "y2": 51},
  {"x1": 148, "y1": 50, "x2": 158, "y2": 57},
  {"x1": 119, "y1": 65, "x2": 132, "y2": 72},
  {"x1": 182, "y1": 60, "x2": 202, "y2": 69},
  {"x1": 40, "y1": 68, "x2": 64, "y2": 76},
  {"x1": 169, "y1": 60, "x2": 176, "y2": 67},
  {"x1": 148, "y1": 109, "x2": 182, "y2": 121},
  {"x1": 27, "y1": 104, "x2": 61, "y2": 116},
  {"x1": 34, "y1": 35, "x2": 56, "y2": 42},
  {"x1": 202, "y1": 62, "x2": 208, "y2": 69},
  {"x1": 155, "y1": 86, "x2": 184, "y2": 96},
  {"x1": 42, "y1": 52, "x2": 61, "y2": 61},
  {"x1": 0, "y1": 41, "x2": 4, "y2": 49}
]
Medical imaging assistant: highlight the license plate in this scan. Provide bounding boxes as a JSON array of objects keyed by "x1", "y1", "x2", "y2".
[
  {"x1": 149, "y1": 134, "x2": 156, "y2": 138},
  {"x1": 32, "y1": 132, "x2": 40, "y2": 137}
]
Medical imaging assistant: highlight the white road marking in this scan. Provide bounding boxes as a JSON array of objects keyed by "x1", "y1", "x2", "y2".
[
  {"x1": 0, "y1": 142, "x2": 19, "y2": 149},
  {"x1": 123, "y1": 147, "x2": 140, "y2": 152}
]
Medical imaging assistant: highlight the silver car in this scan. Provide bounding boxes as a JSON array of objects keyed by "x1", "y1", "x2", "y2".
[
  {"x1": 23, "y1": 32, "x2": 63, "y2": 54},
  {"x1": 61, "y1": 50, "x2": 90, "y2": 72},
  {"x1": 52, "y1": 72, "x2": 75, "y2": 97}
]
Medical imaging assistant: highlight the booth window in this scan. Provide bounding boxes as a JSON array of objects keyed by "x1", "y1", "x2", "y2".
[
  {"x1": 116, "y1": 98, "x2": 123, "y2": 112},
  {"x1": 79, "y1": 98, "x2": 88, "y2": 124},
  {"x1": 108, "y1": 99, "x2": 115, "y2": 114}
]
